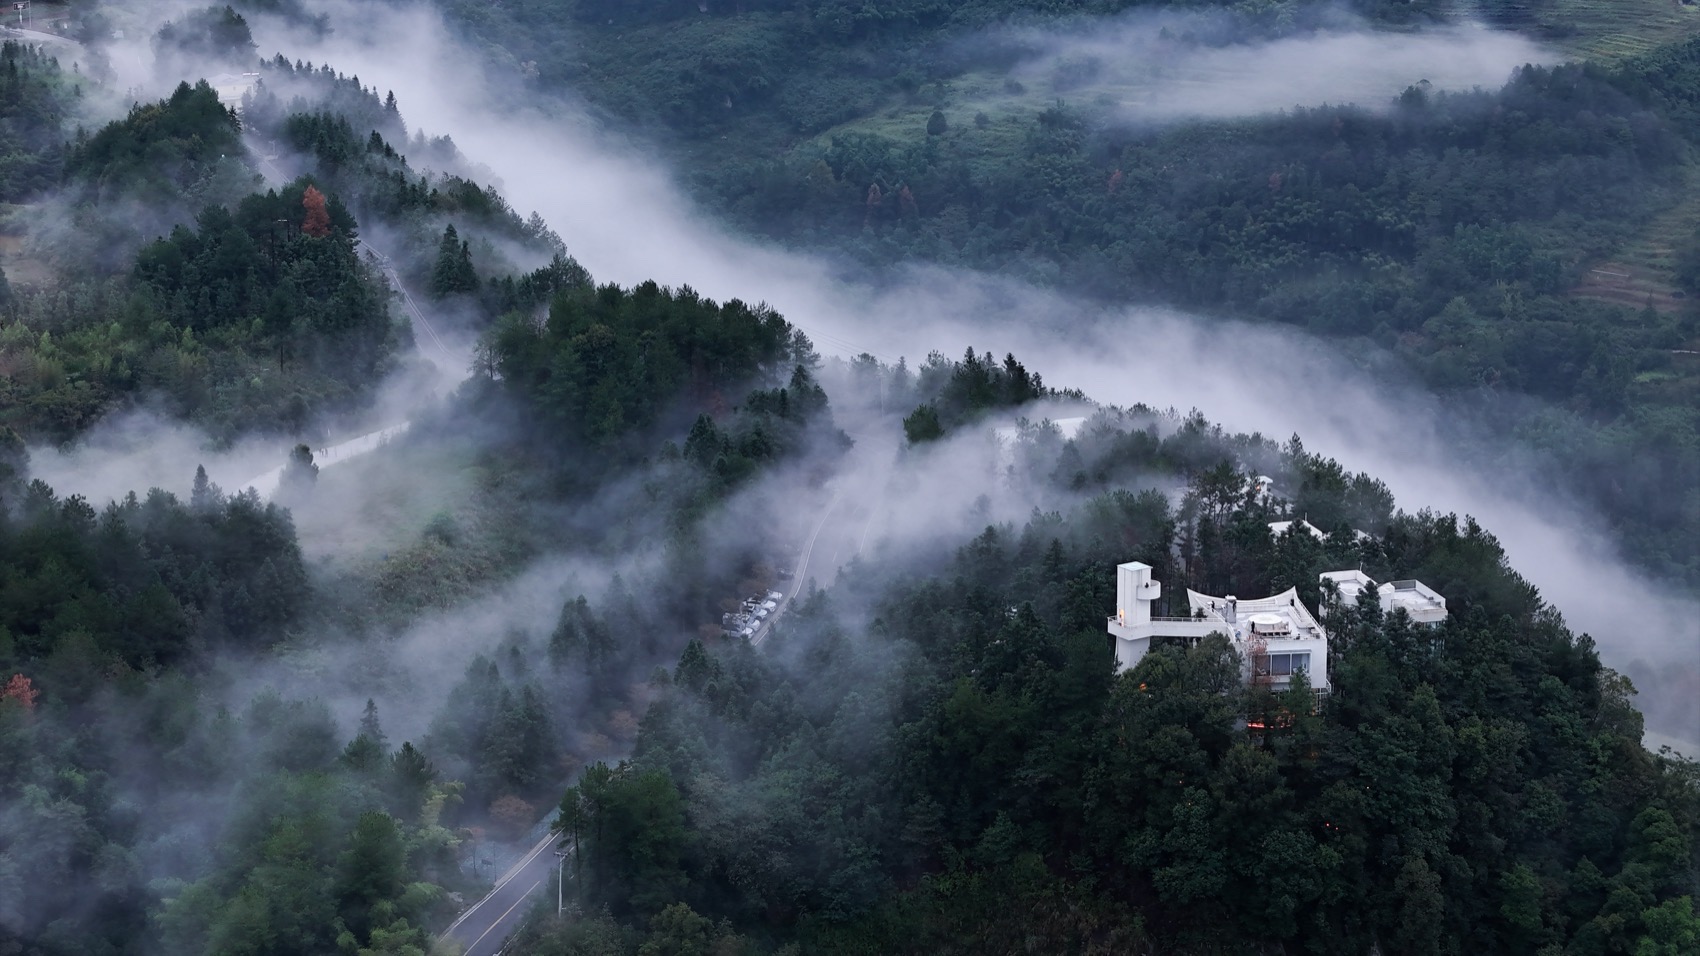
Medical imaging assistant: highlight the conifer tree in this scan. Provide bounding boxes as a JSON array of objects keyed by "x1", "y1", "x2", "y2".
[{"x1": 429, "y1": 223, "x2": 478, "y2": 298}]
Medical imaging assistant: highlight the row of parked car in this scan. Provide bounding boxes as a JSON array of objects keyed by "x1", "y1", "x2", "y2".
[{"x1": 722, "y1": 589, "x2": 785, "y2": 639}]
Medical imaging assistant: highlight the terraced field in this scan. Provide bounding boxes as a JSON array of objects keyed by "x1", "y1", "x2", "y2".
[
  {"x1": 1569, "y1": 174, "x2": 1700, "y2": 313},
  {"x1": 1491, "y1": 0, "x2": 1700, "y2": 61}
]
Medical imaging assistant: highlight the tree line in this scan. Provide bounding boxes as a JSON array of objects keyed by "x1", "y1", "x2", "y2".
[{"x1": 527, "y1": 393, "x2": 1700, "y2": 954}]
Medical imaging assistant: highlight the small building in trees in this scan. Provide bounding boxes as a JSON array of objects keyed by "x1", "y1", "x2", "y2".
[
  {"x1": 1320, "y1": 569, "x2": 1449, "y2": 625},
  {"x1": 1268, "y1": 517, "x2": 1371, "y2": 543},
  {"x1": 1107, "y1": 561, "x2": 1332, "y2": 694},
  {"x1": 1267, "y1": 518, "x2": 1326, "y2": 540},
  {"x1": 208, "y1": 71, "x2": 259, "y2": 108},
  {"x1": 1108, "y1": 561, "x2": 1450, "y2": 693}
]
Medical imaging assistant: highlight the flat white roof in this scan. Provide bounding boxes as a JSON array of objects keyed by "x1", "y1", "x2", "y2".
[
  {"x1": 1381, "y1": 579, "x2": 1448, "y2": 623},
  {"x1": 1320, "y1": 569, "x2": 1377, "y2": 602},
  {"x1": 1186, "y1": 586, "x2": 1327, "y2": 646}
]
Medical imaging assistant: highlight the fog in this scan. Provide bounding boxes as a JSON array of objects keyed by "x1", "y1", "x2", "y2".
[
  {"x1": 229, "y1": 1, "x2": 1691, "y2": 742},
  {"x1": 27, "y1": 340, "x2": 465, "y2": 503},
  {"x1": 995, "y1": 16, "x2": 1553, "y2": 123},
  {"x1": 0, "y1": 5, "x2": 1692, "y2": 944},
  {"x1": 19, "y1": 0, "x2": 1688, "y2": 740}
]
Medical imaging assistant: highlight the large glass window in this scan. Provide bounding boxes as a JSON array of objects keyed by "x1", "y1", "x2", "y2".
[{"x1": 1268, "y1": 652, "x2": 1310, "y2": 677}]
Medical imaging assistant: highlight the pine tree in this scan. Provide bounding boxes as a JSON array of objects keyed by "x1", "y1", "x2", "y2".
[
  {"x1": 429, "y1": 224, "x2": 479, "y2": 298},
  {"x1": 190, "y1": 464, "x2": 218, "y2": 510},
  {"x1": 279, "y1": 444, "x2": 319, "y2": 500},
  {"x1": 359, "y1": 698, "x2": 386, "y2": 749}
]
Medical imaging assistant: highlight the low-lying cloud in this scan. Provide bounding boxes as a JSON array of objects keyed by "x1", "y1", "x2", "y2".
[
  {"x1": 251, "y1": 1, "x2": 1698, "y2": 743},
  {"x1": 997, "y1": 16, "x2": 1553, "y2": 123}
]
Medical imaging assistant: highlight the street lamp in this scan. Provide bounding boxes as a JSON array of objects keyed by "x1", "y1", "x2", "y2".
[{"x1": 554, "y1": 850, "x2": 569, "y2": 917}]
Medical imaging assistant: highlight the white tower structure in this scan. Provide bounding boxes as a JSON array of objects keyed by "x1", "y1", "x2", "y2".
[{"x1": 1107, "y1": 561, "x2": 1220, "y2": 674}]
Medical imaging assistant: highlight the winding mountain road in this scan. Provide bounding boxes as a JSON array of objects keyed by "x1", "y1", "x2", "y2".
[{"x1": 440, "y1": 832, "x2": 561, "y2": 956}]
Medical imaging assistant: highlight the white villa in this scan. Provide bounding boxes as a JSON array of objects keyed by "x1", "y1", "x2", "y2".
[{"x1": 1107, "y1": 561, "x2": 1451, "y2": 694}]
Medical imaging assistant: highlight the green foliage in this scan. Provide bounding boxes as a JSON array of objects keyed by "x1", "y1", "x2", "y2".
[
  {"x1": 553, "y1": 761, "x2": 689, "y2": 918},
  {"x1": 0, "y1": 472, "x2": 307, "y2": 675},
  {"x1": 0, "y1": 41, "x2": 73, "y2": 202},
  {"x1": 66, "y1": 80, "x2": 242, "y2": 204},
  {"x1": 425, "y1": 655, "x2": 558, "y2": 811},
  {"x1": 1, "y1": 669, "x2": 458, "y2": 956},
  {"x1": 242, "y1": 60, "x2": 570, "y2": 306},
  {"x1": 154, "y1": 5, "x2": 258, "y2": 68},
  {"x1": 536, "y1": 404, "x2": 1700, "y2": 952},
  {"x1": 429, "y1": 223, "x2": 478, "y2": 298},
  {"x1": 0, "y1": 175, "x2": 398, "y2": 441},
  {"x1": 901, "y1": 348, "x2": 1047, "y2": 442},
  {"x1": 443, "y1": 1, "x2": 1700, "y2": 586},
  {"x1": 901, "y1": 403, "x2": 942, "y2": 443},
  {"x1": 476, "y1": 279, "x2": 816, "y2": 463}
]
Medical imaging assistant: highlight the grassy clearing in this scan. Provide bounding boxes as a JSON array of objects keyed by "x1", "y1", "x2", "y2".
[
  {"x1": 298, "y1": 435, "x2": 542, "y2": 626},
  {"x1": 0, "y1": 205, "x2": 56, "y2": 287},
  {"x1": 1570, "y1": 168, "x2": 1700, "y2": 313},
  {"x1": 1538, "y1": 0, "x2": 1700, "y2": 61},
  {"x1": 294, "y1": 437, "x2": 485, "y2": 564}
]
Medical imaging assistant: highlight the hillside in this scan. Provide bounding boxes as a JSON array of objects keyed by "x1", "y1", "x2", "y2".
[
  {"x1": 436, "y1": 0, "x2": 1700, "y2": 589},
  {"x1": 0, "y1": 3, "x2": 1691, "y2": 955}
]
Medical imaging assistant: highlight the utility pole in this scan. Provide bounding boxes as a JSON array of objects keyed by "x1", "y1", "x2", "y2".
[{"x1": 555, "y1": 849, "x2": 569, "y2": 917}]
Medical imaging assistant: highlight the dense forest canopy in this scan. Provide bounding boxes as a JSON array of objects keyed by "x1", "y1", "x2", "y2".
[
  {"x1": 0, "y1": 2, "x2": 1692, "y2": 955},
  {"x1": 516, "y1": 396, "x2": 1700, "y2": 955},
  {"x1": 0, "y1": 265, "x2": 853, "y2": 954},
  {"x1": 0, "y1": 169, "x2": 400, "y2": 440},
  {"x1": 436, "y1": 0, "x2": 1700, "y2": 590}
]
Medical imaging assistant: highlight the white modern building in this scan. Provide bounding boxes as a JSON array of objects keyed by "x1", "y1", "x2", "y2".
[
  {"x1": 209, "y1": 71, "x2": 260, "y2": 109},
  {"x1": 1107, "y1": 561, "x2": 1331, "y2": 694},
  {"x1": 1319, "y1": 569, "x2": 1449, "y2": 625},
  {"x1": 1268, "y1": 518, "x2": 1327, "y2": 541},
  {"x1": 1269, "y1": 518, "x2": 1372, "y2": 544}
]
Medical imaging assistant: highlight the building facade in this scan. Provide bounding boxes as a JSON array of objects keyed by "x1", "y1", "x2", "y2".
[{"x1": 1109, "y1": 561, "x2": 1449, "y2": 694}]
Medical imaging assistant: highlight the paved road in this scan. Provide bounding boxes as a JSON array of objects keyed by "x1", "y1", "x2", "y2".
[
  {"x1": 440, "y1": 831, "x2": 562, "y2": 956},
  {"x1": 355, "y1": 239, "x2": 456, "y2": 360},
  {"x1": 3, "y1": 27, "x2": 70, "y2": 45},
  {"x1": 753, "y1": 485, "x2": 841, "y2": 646},
  {"x1": 755, "y1": 428, "x2": 895, "y2": 645},
  {"x1": 241, "y1": 421, "x2": 412, "y2": 498}
]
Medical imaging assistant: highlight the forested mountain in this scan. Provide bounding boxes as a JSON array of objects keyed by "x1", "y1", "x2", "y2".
[
  {"x1": 0, "y1": 248, "x2": 847, "y2": 955},
  {"x1": 0, "y1": 40, "x2": 577, "y2": 444},
  {"x1": 436, "y1": 0, "x2": 1700, "y2": 588},
  {"x1": 0, "y1": 2, "x2": 1692, "y2": 955},
  {"x1": 517, "y1": 391, "x2": 1700, "y2": 955},
  {"x1": 0, "y1": 41, "x2": 77, "y2": 202}
]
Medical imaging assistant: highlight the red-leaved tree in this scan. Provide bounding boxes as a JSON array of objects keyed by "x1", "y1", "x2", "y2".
[
  {"x1": 2, "y1": 673, "x2": 38, "y2": 711},
  {"x1": 302, "y1": 184, "x2": 331, "y2": 237}
]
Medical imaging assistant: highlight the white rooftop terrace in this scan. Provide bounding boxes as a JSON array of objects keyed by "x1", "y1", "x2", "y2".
[
  {"x1": 1380, "y1": 579, "x2": 1448, "y2": 624},
  {"x1": 1319, "y1": 569, "x2": 1448, "y2": 625}
]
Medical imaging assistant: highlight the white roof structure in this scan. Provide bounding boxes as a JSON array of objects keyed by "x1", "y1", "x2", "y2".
[
  {"x1": 1320, "y1": 569, "x2": 1377, "y2": 604},
  {"x1": 1380, "y1": 579, "x2": 1448, "y2": 624},
  {"x1": 1107, "y1": 562, "x2": 1451, "y2": 695},
  {"x1": 1270, "y1": 518, "x2": 1373, "y2": 543},
  {"x1": 208, "y1": 71, "x2": 260, "y2": 108},
  {"x1": 1319, "y1": 569, "x2": 1449, "y2": 625},
  {"x1": 1269, "y1": 519, "x2": 1326, "y2": 540},
  {"x1": 1106, "y1": 561, "x2": 1331, "y2": 694}
]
